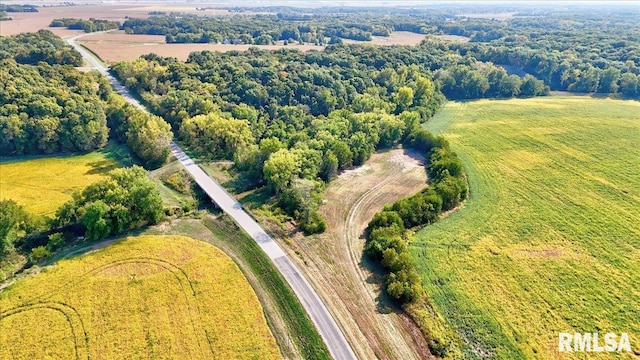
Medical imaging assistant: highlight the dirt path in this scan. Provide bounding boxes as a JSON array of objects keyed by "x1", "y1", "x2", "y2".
[{"x1": 279, "y1": 148, "x2": 434, "y2": 360}]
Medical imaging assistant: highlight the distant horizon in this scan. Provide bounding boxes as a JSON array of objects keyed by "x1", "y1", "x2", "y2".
[{"x1": 3, "y1": 0, "x2": 640, "y2": 5}]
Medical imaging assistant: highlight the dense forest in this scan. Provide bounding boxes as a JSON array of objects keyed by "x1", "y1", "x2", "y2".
[
  {"x1": 110, "y1": 36, "x2": 546, "y2": 230},
  {"x1": 0, "y1": 30, "x2": 82, "y2": 66},
  {"x1": 0, "y1": 59, "x2": 109, "y2": 154},
  {"x1": 121, "y1": 4, "x2": 639, "y2": 98},
  {"x1": 0, "y1": 31, "x2": 172, "y2": 165},
  {"x1": 123, "y1": 13, "x2": 397, "y2": 44},
  {"x1": 50, "y1": 18, "x2": 121, "y2": 33}
]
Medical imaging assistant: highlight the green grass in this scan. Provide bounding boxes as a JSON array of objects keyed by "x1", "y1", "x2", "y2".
[
  {"x1": 0, "y1": 142, "x2": 134, "y2": 216},
  {"x1": 413, "y1": 97, "x2": 640, "y2": 359},
  {"x1": 0, "y1": 235, "x2": 280, "y2": 359}
]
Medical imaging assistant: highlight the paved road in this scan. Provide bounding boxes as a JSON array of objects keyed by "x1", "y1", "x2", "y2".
[{"x1": 67, "y1": 35, "x2": 356, "y2": 360}]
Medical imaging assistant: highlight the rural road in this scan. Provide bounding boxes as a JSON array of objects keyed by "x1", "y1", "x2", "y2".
[{"x1": 66, "y1": 34, "x2": 357, "y2": 360}]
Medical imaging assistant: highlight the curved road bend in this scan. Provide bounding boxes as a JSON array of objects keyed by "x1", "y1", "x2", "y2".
[{"x1": 66, "y1": 35, "x2": 357, "y2": 360}]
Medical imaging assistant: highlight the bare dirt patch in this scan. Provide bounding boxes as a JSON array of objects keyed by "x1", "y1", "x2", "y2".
[{"x1": 274, "y1": 148, "x2": 434, "y2": 360}]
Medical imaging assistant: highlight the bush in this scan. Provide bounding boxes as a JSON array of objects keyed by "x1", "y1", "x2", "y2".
[
  {"x1": 367, "y1": 211, "x2": 405, "y2": 234},
  {"x1": 29, "y1": 246, "x2": 51, "y2": 264},
  {"x1": 364, "y1": 226, "x2": 405, "y2": 260},
  {"x1": 55, "y1": 166, "x2": 164, "y2": 241},
  {"x1": 46, "y1": 232, "x2": 66, "y2": 251},
  {"x1": 300, "y1": 211, "x2": 326, "y2": 235},
  {"x1": 162, "y1": 171, "x2": 191, "y2": 195}
]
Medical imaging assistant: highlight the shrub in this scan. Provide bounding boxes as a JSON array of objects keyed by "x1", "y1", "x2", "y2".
[
  {"x1": 29, "y1": 246, "x2": 51, "y2": 264},
  {"x1": 46, "y1": 232, "x2": 66, "y2": 251},
  {"x1": 162, "y1": 171, "x2": 191, "y2": 195},
  {"x1": 300, "y1": 211, "x2": 326, "y2": 235}
]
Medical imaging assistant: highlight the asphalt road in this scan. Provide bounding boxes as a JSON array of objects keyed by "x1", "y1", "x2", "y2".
[{"x1": 67, "y1": 34, "x2": 356, "y2": 360}]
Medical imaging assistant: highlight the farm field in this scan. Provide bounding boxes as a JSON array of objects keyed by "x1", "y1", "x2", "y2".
[
  {"x1": 76, "y1": 30, "x2": 429, "y2": 63},
  {"x1": 416, "y1": 97, "x2": 640, "y2": 359},
  {"x1": 0, "y1": 3, "x2": 231, "y2": 36},
  {"x1": 0, "y1": 144, "x2": 130, "y2": 216},
  {"x1": 343, "y1": 31, "x2": 427, "y2": 46},
  {"x1": 0, "y1": 235, "x2": 280, "y2": 360},
  {"x1": 77, "y1": 31, "x2": 325, "y2": 63},
  {"x1": 281, "y1": 149, "x2": 433, "y2": 360}
]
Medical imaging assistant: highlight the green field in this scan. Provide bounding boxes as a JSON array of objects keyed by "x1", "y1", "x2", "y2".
[
  {"x1": 0, "y1": 235, "x2": 280, "y2": 359},
  {"x1": 415, "y1": 97, "x2": 640, "y2": 359},
  {"x1": 0, "y1": 143, "x2": 132, "y2": 216}
]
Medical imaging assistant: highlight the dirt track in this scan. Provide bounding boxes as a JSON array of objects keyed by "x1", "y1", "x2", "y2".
[{"x1": 278, "y1": 149, "x2": 434, "y2": 360}]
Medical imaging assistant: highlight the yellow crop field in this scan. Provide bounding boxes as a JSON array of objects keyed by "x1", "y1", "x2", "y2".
[
  {"x1": 416, "y1": 97, "x2": 640, "y2": 359},
  {"x1": 0, "y1": 151, "x2": 121, "y2": 216},
  {"x1": 0, "y1": 235, "x2": 280, "y2": 360}
]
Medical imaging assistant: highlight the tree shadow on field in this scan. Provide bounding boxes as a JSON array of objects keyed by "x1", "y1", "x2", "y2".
[
  {"x1": 44, "y1": 226, "x2": 148, "y2": 266},
  {"x1": 95, "y1": 142, "x2": 137, "y2": 168},
  {"x1": 85, "y1": 159, "x2": 120, "y2": 174}
]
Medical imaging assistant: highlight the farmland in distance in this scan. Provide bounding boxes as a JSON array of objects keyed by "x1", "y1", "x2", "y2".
[{"x1": 415, "y1": 97, "x2": 640, "y2": 359}]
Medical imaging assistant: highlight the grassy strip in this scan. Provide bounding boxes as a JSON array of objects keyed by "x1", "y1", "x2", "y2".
[{"x1": 201, "y1": 215, "x2": 331, "y2": 360}]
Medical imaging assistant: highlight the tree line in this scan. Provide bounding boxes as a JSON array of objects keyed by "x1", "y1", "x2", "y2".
[
  {"x1": 118, "y1": 3, "x2": 638, "y2": 98},
  {"x1": 122, "y1": 13, "x2": 385, "y2": 45},
  {"x1": 0, "y1": 4, "x2": 37, "y2": 12},
  {"x1": 50, "y1": 18, "x2": 120, "y2": 33},
  {"x1": 364, "y1": 129, "x2": 467, "y2": 357},
  {"x1": 427, "y1": 8, "x2": 640, "y2": 97}
]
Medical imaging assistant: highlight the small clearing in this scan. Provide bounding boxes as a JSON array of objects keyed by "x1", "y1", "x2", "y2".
[{"x1": 277, "y1": 148, "x2": 434, "y2": 360}]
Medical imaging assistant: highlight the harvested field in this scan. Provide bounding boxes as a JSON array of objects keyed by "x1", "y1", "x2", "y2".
[
  {"x1": 276, "y1": 148, "x2": 434, "y2": 360},
  {"x1": 417, "y1": 97, "x2": 640, "y2": 359},
  {"x1": 0, "y1": 5, "x2": 134, "y2": 36},
  {"x1": 0, "y1": 235, "x2": 280, "y2": 359},
  {"x1": 77, "y1": 32, "x2": 324, "y2": 62},
  {"x1": 0, "y1": 3, "x2": 232, "y2": 36},
  {"x1": 0, "y1": 144, "x2": 128, "y2": 216},
  {"x1": 344, "y1": 31, "x2": 426, "y2": 46}
]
